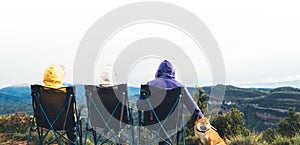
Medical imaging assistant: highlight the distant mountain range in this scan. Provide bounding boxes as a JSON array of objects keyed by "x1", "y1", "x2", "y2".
[
  {"x1": 0, "y1": 84, "x2": 299, "y2": 132},
  {"x1": 235, "y1": 80, "x2": 300, "y2": 88},
  {"x1": 0, "y1": 85, "x2": 141, "y2": 115},
  {"x1": 0, "y1": 86, "x2": 32, "y2": 115}
]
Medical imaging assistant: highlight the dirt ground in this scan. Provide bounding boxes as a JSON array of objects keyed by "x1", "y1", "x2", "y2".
[{"x1": 0, "y1": 133, "x2": 27, "y2": 145}]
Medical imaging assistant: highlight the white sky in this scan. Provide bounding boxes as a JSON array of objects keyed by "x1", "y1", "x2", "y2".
[{"x1": 1, "y1": 0, "x2": 300, "y2": 87}]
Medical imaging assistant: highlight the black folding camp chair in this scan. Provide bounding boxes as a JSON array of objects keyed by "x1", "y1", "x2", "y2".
[
  {"x1": 137, "y1": 85, "x2": 186, "y2": 145},
  {"x1": 27, "y1": 85, "x2": 82, "y2": 145},
  {"x1": 84, "y1": 84, "x2": 133, "y2": 145}
]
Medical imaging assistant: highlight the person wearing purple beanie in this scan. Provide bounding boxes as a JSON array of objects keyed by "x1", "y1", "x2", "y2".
[{"x1": 137, "y1": 60, "x2": 204, "y2": 145}]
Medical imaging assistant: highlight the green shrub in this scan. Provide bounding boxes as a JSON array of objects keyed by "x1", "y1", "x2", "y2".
[
  {"x1": 291, "y1": 134, "x2": 300, "y2": 145},
  {"x1": 261, "y1": 128, "x2": 277, "y2": 144},
  {"x1": 278, "y1": 108, "x2": 300, "y2": 137},
  {"x1": 0, "y1": 113, "x2": 31, "y2": 134},
  {"x1": 212, "y1": 108, "x2": 249, "y2": 139},
  {"x1": 0, "y1": 113, "x2": 83, "y2": 144},
  {"x1": 272, "y1": 136, "x2": 291, "y2": 145},
  {"x1": 227, "y1": 133, "x2": 263, "y2": 145},
  {"x1": 183, "y1": 136, "x2": 198, "y2": 145}
]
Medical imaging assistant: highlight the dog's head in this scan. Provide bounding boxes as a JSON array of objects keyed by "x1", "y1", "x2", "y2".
[{"x1": 194, "y1": 116, "x2": 211, "y2": 133}]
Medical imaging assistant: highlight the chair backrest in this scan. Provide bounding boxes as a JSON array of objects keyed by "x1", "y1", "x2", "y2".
[
  {"x1": 139, "y1": 85, "x2": 184, "y2": 131},
  {"x1": 85, "y1": 84, "x2": 129, "y2": 128},
  {"x1": 31, "y1": 85, "x2": 76, "y2": 130}
]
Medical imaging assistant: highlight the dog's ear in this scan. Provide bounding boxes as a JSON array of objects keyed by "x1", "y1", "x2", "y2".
[
  {"x1": 197, "y1": 114, "x2": 202, "y2": 120},
  {"x1": 208, "y1": 115, "x2": 211, "y2": 121}
]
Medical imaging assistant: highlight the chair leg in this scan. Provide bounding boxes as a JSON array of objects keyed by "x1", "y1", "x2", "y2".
[
  {"x1": 84, "y1": 121, "x2": 89, "y2": 145},
  {"x1": 79, "y1": 120, "x2": 83, "y2": 145},
  {"x1": 181, "y1": 118, "x2": 185, "y2": 145},
  {"x1": 93, "y1": 130, "x2": 97, "y2": 145},
  {"x1": 176, "y1": 131, "x2": 180, "y2": 145},
  {"x1": 39, "y1": 127, "x2": 42, "y2": 141},
  {"x1": 130, "y1": 108, "x2": 134, "y2": 145},
  {"x1": 27, "y1": 129, "x2": 32, "y2": 145},
  {"x1": 181, "y1": 129, "x2": 185, "y2": 145},
  {"x1": 39, "y1": 128, "x2": 44, "y2": 144},
  {"x1": 137, "y1": 111, "x2": 141, "y2": 145},
  {"x1": 27, "y1": 119, "x2": 35, "y2": 145}
]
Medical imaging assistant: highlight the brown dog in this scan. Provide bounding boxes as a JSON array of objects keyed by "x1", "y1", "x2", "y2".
[{"x1": 194, "y1": 116, "x2": 226, "y2": 145}]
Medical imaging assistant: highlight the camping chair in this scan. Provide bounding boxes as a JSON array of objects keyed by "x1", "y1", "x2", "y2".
[
  {"x1": 137, "y1": 85, "x2": 186, "y2": 145},
  {"x1": 27, "y1": 85, "x2": 82, "y2": 145},
  {"x1": 84, "y1": 84, "x2": 133, "y2": 145}
]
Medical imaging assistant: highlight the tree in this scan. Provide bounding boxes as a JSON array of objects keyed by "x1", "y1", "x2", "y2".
[
  {"x1": 278, "y1": 107, "x2": 300, "y2": 137},
  {"x1": 195, "y1": 87, "x2": 209, "y2": 115},
  {"x1": 261, "y1": 128, "x2": 277, "y2": 144},
  {"x1": 212, "y1": 108, "x2": 248, "y2": 138}
]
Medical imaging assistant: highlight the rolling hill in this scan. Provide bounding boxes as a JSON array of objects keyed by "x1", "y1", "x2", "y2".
[{"x1": 202, "y1": 85, "x2": 300, "y2": 131}]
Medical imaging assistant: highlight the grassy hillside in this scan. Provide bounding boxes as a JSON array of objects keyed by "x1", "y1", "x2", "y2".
[
  {"x1": 199, "y1": 85, "x2": 300, "y2": 131},
  {"x1": 0, "y1": 92, "x2": 32, "y2": 115}
]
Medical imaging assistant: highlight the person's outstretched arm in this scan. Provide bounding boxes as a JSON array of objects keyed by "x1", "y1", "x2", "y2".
[{"x1": 182, "y1": 87, "x2": 204, "y2": 118}]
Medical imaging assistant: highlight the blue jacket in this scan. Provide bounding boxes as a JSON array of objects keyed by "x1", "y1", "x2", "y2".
[{"x1": 137, "y1": 60, "x2": 203, "y2": 117}]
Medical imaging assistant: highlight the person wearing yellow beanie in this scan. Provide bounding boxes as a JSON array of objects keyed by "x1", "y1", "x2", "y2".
[
  {"x1": 42, "y1": 64, "x2": 75, "y2": 144},
  {"x1": 43, "y1": 64, "x2": 66, "y2": 89}
]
